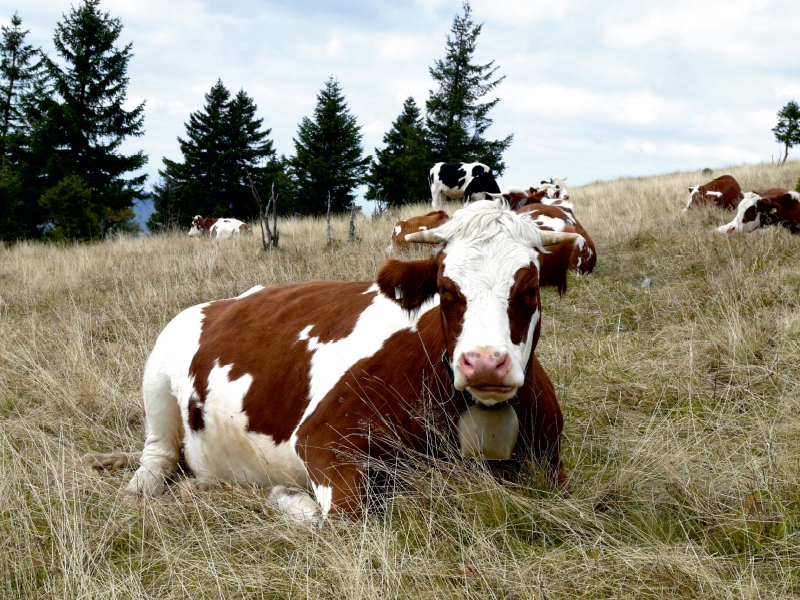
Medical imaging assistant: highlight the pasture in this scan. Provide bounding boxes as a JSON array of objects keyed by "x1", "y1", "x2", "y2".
[{"x1": 1, "y1": 160, "x2": 800, "y2": 599}]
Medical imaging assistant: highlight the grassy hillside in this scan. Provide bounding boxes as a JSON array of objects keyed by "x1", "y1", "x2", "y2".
[{"x1": 1, "y1": 161, "x2": 799, "y2": 598}]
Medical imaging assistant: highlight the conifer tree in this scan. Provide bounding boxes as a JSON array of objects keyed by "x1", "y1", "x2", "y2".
[
  {"x1": 425, "y1": 1, "x2": 511, "y2": 174},
  {"x1": 288, "y1": 77, "x2": 370, "y2": 215},
  {"x1": 29, "y1": 0, "x2": 147, "y2": 237},
  {"x1": 366, "y1": 97, "x2": 432, "y2": 207},
  {"x1": 0, "y1": 12, "x2": 44, "y2": 156},
  {"x1": 158, "y1": 80, "x2": 278, "y2": 226},
  {"x1": 773, "y1": 100, "x2": 800, "y2": 165}
]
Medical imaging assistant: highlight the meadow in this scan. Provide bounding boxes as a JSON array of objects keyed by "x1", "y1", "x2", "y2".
[{"x1": 1, "y1": 161, "x2": 799, "y2": 599}]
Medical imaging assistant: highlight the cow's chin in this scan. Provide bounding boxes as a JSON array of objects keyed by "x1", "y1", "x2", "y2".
[{"x1": 463, "y1": 384, "x2": 519, "y2": 406}]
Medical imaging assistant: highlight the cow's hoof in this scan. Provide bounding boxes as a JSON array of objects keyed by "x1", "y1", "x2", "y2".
[{"x1": 267, "y1": 485, "x2": 322, "y2": 522}]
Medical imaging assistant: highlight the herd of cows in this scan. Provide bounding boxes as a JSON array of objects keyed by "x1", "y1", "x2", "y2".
[{"x1": 84, "y1": 162, "x2": 799, "y2": 523}]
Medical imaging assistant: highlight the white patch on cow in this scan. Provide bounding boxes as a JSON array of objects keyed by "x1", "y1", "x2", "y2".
[
  {"x1": 716, "y1": 192, "x2": 762, "y2": 233},
  {"x1": 789, "y1": 191, "x2": 800, "y2": 202},
  {"x1": 363, "y1": 283, "x2": 379, "y2": 295},
  {"x1": 434, "y1": 200, "x2": 545, "y2": 406},
  {"x1": 705, "y1": 190, "x2": 723, "y2": 198},
  {"x1": 290, "y1": 287, "x2": 440, "y2": 477},
  {"x1": 313, "y1": 484, "x2": 333, "y2": 518},
  {"x1": 210, "y1": 218, "x2": 249, "y2": 240},
  {"x1": 394, "y1": 225, "x2": 402, "y2": 235},
  {"x1": 126, "y1": 302, "x2": 210, "y2": 496},
  {"x1": 418, "y1": 226, "x2": 427, "y2": 231},
  {"x1": 534, "y1": 215, "x2": 566, "y2": 232},
  {"x1": 503, "y1": 187, "x2": 526, "y2": 195},
  {"x1": 237, "y1": 285, "x2": 264, "y2": 298}
]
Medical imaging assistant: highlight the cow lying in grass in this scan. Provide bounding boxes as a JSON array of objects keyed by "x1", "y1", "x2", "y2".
[
  {"x1": 684, "y1": 175, "x2": 743, "y2": 212},
  {"x1": 716, "y1": 188, "x2": 800, "y2": 234},
  {"x1": 189, "y1": 215, "x2": 252, "y2": 239},
  {"x1": 86, "y1": 200, "x2": 577, "y2": 522}
]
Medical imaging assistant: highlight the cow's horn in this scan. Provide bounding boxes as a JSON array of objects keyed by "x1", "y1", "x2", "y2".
[
  {"x1": 404, "y1": 229, "x2": 440, "y2": 244},
  {"x1": 540, "y1": 231, "x2": 580, "y2": 246}
]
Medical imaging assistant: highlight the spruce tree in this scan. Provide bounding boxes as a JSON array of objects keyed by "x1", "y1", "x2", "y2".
[
  {"x1": 773, "y1": 100, "x2": 800, "y2": 164},
  {"x1": 0, "y1": 12, "x2": 44, "y2": 155},
  {"x1": 425, "y1": 1, "x2": 511, "y2": 174},
  {"x1": 366, "y1": 97, "x2": 432, "y2": 207},
  {"x1": 29, "y1": 0, "x2": 147, "y2": 237},
  {"x1": 158, "y1": 80, "x2": 278, "y2": 226},
  {"x1": 289, "y1": 77, "x2": 370, "y2": 215}
]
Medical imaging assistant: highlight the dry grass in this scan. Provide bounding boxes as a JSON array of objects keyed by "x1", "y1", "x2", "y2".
[{"x1": 1, "y1": 161, "x2": 800, "y2": 599}]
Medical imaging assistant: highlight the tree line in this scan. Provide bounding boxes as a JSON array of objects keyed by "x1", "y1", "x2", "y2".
[{"x1": 0, "y1": 0, "x2": 510, "y2": 240}]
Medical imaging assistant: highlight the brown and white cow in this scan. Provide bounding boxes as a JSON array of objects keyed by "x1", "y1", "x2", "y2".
[
  {"x1": 684, "y1": 175, "x2": 743, "y2": 212},
  {"x1": 389, "y1": 210, "x2": 450, "y2": 251},
  {"x1": 715, "y1": 188, "x2": 800, "y2": 234},
  {"x1": 86, "y1": 200, "x2": 578, "y2": 521},
  {"x1": 189, "y1": 215, "x2": 252, "y2": 240},
  {"x1": 516, "y1": 203, "x2": 596, "y2": 287}
]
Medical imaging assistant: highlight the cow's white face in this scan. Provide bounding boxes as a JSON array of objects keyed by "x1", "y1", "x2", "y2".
[
  {"x1": 188, "y1": 216, "x2": 205, "y2": 237},
  {"x1": 716, "y1": 192, "x2": 762, "y2": 233},
  {"x1": 684, "y1": 186, "x2": 701, "y2": 212},
  {"x1": 379, "y1": 200, "x2": 559, "y2": 406}
]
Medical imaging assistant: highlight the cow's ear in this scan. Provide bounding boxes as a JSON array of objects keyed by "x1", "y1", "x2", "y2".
[{"x1": 377, "y1": 256, "x2": 439, "y2": 310}]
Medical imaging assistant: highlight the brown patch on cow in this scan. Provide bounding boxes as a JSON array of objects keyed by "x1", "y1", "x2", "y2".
[
  {"x1": 377, "y1": 255, "x2": 441, "y2": 310},
  {"x1": 436, "y1": 275, "x2": 467, "y2": 359},
  {"x1": 187, "y1": 394, "x2": 205, "y2": 431},
  {"x1": 239, "y1": 223, "x2": 253, "y2": 234},
  {"x1": 507, "y1": 265, "x2": 540, "y2": 346},
  {"x1": 188, "y1": 281, "x2": 376, "y2": 444},
  {"x1": 391, "y1": 211, "x2": 450, "y2": 250}
]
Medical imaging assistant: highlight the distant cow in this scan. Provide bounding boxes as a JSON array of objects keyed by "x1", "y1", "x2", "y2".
[
  {"x1": 540, "y1": 178, "x2": 570, "y2": 201},
  {"x1": 516, "y1": 203, "x2": 596, "y2": 292},
  {"x1": 189, "y1": 215, "x2": 252, "y2": 240},
  {"x1": 716, "y1": 188, "x2": 800, "y2": 234},
  {"x1": 684, "y1": 175, "x2": 743, "y2": 212},
  {"x1": 429, "y1": 162, "x2": 501, "y2": 210},
  {"x1": 389, "y1": 210, "x2": 450, "y2": 251},
  {"x1": 85, "y1": 200, "x2": 577, "y2": 521}
]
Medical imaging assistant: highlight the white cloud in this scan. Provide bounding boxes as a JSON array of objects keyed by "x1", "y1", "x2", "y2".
[{"x1": 6, "y1": 0, "x2": 799, "y2": 211}]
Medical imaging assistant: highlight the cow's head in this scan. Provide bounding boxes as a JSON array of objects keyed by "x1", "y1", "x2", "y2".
[
  {"x1": 188, "y1": 215, "x2": 206, "y2": 237},
  {"x1": 377, "y1": 199, "x2": 578, "y2": 406},
  {"x1": 716, "y1": 192, "x2": 764, "y2": 233}
]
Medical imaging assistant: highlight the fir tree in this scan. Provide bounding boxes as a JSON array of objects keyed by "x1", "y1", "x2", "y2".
[
  {"x1": 366, "y1": 97, "x2": 432, "y2": 207},
  {"x1": 28, "y1": 0, "x2": 147, "y2": 237},
  {"x1": 425, "y1": 1, "x2": 511, "y2": 173},
  {"x1": 0, "y1": 12, "x2": 44, "y2": 155},
  {"x1": 288, "y1": 77, "x2": 370, "y2": 215},
  {"x1": 773, "y1": 100, "x2": 800, "y2": 164},
  {"x1": 159, "y1": 80, "x2": 278, "y2": 226}
]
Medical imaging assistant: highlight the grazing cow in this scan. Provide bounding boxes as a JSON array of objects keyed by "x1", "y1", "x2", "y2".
[
  {"x1": 684, "y1": 175, "x2": 743, "y2": 212},
  {"x1": 715, "y1": 188, "x2": 800, "y2": 234},
  {"x1": 429, "y1": 162, "x2": 501, "y2": 210},
  {"x1": 389, "y1": 210, "x2": 450, "y2": 251},
  {"x1": 86, "y1": 200, "x2": 577, "y2": 522},
  {"x1": 189, "y1": 215, "x2": 252, "y2": 240}
]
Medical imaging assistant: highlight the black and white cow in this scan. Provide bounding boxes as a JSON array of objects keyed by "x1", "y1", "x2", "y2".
[{"x1": 429, "y1": 162, "x2": 502, "y2": 210}]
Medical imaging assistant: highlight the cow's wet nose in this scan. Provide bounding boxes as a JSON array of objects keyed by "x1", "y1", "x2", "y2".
[{"x1": 458, "y1": 350, "x2": 510, "y2": 384}]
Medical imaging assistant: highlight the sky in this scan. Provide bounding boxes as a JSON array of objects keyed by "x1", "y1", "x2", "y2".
[{"x1": 7, "y1": 0, "x2": 800, "y2": 219}]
